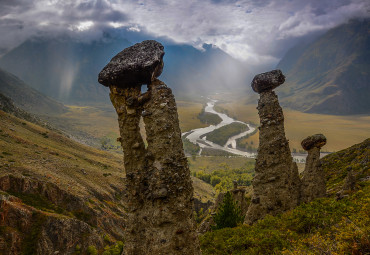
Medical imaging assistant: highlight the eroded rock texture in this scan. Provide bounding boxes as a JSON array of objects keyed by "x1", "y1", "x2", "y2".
[
  {"x1": 100, "y1": 41, "x2": 200, "y2": 255},
  {"x1": 300, "y1": 134, "x2": 327, "y2": 203},
  {"x1": 245, "y1": 70, "x2": 300, "y2": 224}
]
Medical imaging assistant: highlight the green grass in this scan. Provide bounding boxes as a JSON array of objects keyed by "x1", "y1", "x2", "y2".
[
  {"x1": 201, "y1": 148, "x2": 237, "y2": 156},
  {"x1": 321, "y1": 138, "x2": 370, "y2": 193},
  {"x1": 189, "y1": 157, "x2": 255, "y2": 193},
  {"x1": 7, "y1": 191, "x2": 64, "y2": 214},
  {"x1": 200, "y1": 138, "x2": 370, "y2": 255},
  {"x1": 188, "y1": 156, "x2": 255, "y2": 174},
  {"x1": 204, "y1": 122, "x2": 249, "y2": 146},
  {"x1": 182, "y1": 136, "x2": 200, "y2": 156},
  {"x1": 198, "y1": 111, "x2": 222, "y2": 125},
  {"x1": 200, "y1": 184, "x2": 370, "y2": 255}
]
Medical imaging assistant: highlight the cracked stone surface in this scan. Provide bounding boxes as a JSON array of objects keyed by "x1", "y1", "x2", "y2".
[
  {"x1": 99, "y1": 41, "x2": 200, "y2": 255},
  {"x1": 245, "y1": 70, "x2": 300, "y2": 224},
  {"x1": 300, "y1": 134, "x2": 327, "y2": 203},
  {"x1": 98, "y1": 40, "x2": 164, "y2": 88}
]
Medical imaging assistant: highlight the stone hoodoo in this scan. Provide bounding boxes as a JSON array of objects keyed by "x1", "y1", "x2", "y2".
[
  {"x1": 98, "y1": 40, "x2": 200, "y2": 255},
  {"x1": 245, "y1": 70, "x2": 300, "y2": 224},
  {"x1": 300, "y1": 134, "x2": 327, "y2": 203}
]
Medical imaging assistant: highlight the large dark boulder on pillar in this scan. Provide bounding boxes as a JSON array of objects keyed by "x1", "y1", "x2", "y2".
[
  {"x1": 98, "y1": 40, "x2": 164, "y2": 87},
  {"x1": 301, "y1": 134, "x2": 327, "y2": 151},
  {"x1": 251, "y1": 69, "x2": 285, "y2": 94}
]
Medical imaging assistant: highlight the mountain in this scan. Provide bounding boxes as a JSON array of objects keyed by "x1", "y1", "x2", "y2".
[
  {"x1": 0, "y1": 35, "x2": 248, "y2": 104},
  {"x1": 276, "y1": 19, "x2": 370, "y2": 115},
  {"x1": 0, "y1": 68, "x2": 66, "y2": 115},
  {"x1": 162, "y1": 44, "x2": 248, "y2": 96}
]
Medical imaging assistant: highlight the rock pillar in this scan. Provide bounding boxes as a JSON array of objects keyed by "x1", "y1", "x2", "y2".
[
  {"x1": 300, "y1": 134, "x2": 327, "y2": 203},
  {"x1": 245, "y1": 70, "x2": 300, "y2": 224},
  {"x1": 98, "y1": 40, "x2": 200, "y2": 255}
]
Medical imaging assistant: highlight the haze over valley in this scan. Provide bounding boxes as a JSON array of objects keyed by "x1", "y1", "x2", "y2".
[{"x1": 0, "y1": 0, "x2": 369, "y2": 254}]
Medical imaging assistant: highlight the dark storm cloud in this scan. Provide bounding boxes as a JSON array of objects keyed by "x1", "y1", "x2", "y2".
[{"x1": 0, "y1": 0, "x2": 369, "y2": 65}]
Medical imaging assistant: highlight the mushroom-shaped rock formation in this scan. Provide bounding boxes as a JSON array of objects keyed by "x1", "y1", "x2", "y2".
[
  {"x1": 251, "y1": 69, "x2": 285, "y2": 93},
  {"x1": 301, "y1": 134, "x2": 327, "y2": 151},
  {"x1": 98, "y1": 41, "x2": 200, "y2": 255},
  {"x1": 98, "y1": 40, "x2": 164, "y2": 88},
  {"x1": 245, "y1": 70, "x2": 300, "y2": 224},
  {"x1": 300, "y1": 134, "x2": 327, "y2": 203}
]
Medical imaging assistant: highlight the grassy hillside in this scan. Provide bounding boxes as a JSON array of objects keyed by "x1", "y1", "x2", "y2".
[
  {"x1": 276, "y1": 19, "x2": 370, "y2": 115},
  {"x1": 0, "y1": 108, "x2": 213, "y2": 211},
  {"x1": 200, "y1": 139, "x2": 370, "y2": 254},
  {"x1": 0, "y1": 68, "x2": 66, "y2": 115}
]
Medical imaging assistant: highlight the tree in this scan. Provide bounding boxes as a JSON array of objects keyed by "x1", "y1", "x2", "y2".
[{"x1": 212, "y1": 191, "x2": 245, "y2": 230}]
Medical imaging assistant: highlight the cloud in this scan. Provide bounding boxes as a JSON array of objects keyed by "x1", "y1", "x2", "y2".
[{"x1": 0, "y1": 0, "x2": 369, "y2": 66}]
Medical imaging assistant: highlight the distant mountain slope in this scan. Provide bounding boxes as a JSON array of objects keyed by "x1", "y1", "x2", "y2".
[
  {"x1": 0, "y1": 92, "x2": 44, "y2": 125},
  {"x1": 0, "y1": 68, "x2": 66, "y2": 115},
  {"x1": 162, "y1": 44, "x2": 248, "y2": 96},
  {"x1": 0, "y1": 36, "x2": 248, "y2": 104},
  {"x1": 276, "y1": 19, "x2": 370, "y2": 115}
]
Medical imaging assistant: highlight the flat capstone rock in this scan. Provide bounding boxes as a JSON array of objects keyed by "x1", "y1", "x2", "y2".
[
  {"x1": 251, "y1": 70, "x2": 285, "y2": 93},
  {"x1": 301, "y1": 134, "x2": 327, "y2": 150},
  {"x1": 98, "y1": 40, "x2": 164, "y2": 88}
]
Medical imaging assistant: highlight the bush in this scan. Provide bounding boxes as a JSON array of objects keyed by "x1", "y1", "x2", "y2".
[
  {"x1": 103, "y1": 241, "x2": 124, "y2": 255},
  {"x1": 212, "y1": 191, "x2": 245, "y2": 230},
  {"x1": 87, "y1": 246, "x2": 98, "y2": 255}
]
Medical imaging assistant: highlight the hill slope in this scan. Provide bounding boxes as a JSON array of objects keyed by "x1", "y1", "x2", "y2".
[
  {"x1": 0, "y1": 109, "x2": 214, "y2": 254},
  {"x1": 277, "y1": 19, "x2": 370, "y2": 115},
  {"x1": 200, "y1": 138, "x2": 370, "y2": 254},
  {"x1": 0, "y1": 68, "x2": 66, "y2": 115}
]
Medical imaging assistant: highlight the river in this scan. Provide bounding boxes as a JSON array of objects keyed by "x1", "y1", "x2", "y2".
[{"x1": 182, "y1": 98, "x2": 310, "y2": 162}]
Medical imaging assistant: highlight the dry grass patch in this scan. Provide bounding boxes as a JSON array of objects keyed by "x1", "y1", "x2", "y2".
[
  {"x1": 177, "y1": 100, "x2": 207, "y2": 132},
  {"x1": 219, "y1": 102, "x2": 370, "y2": 152}
]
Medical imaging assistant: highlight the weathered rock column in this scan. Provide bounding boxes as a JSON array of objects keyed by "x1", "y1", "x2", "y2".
[
  {"x1": 98, "y1": 40, "x2": 200, "y2": 255},
  {"x1": 300, "y1": 134, "x2": 327, "y2": 203},
  {"x1": 245, "y1": 70, "x2": 300, "y2": 224}
]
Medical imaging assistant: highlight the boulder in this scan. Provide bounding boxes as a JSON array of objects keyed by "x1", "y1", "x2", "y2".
[
  {"x1": 251, "y1": 69, "x2": 285, "y2": 94},
  {"x1": 98, "y1": 40, "x2": 164, "y2": 87},
  {"x1": 301, "y1": 134, "x2": 327, "y2": 150}
]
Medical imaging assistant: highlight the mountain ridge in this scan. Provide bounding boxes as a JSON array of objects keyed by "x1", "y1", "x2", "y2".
[
  {"x1": 0, "y1": 35, "x2": 248, "y2": 104},
  {"x1": 0, "y1": 68, "x2": 66, "y2": 115},
  {"x1": 276, "y1": 19, "x2": 370, "y2": 115}
]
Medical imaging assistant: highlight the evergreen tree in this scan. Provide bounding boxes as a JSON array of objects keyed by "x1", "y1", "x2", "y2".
[{"x1": 212, "y1": 191, "x2": 245, "y2": 230}]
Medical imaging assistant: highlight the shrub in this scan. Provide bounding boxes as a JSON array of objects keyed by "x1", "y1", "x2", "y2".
[
  {"x1": 212, "y1": 191, "x2": 244, "y2": 230},
  {"x1": 87, "y1": 246, "x2": 98, "y2": 255}
]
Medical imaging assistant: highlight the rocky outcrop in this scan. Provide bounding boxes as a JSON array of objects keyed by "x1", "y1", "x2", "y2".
[
  {"x1": 300, "y1": 134, "x2": 327, "y2": 203},
  {"x1": 98, "y1": 40, "x2": 200, "y2": 255},
  {"x1": 0, "y1": 193, "x2": 104, "y2": 255},
  {"x1": 0, "y1": 174, "x2": 127, "y2": 254},
  {"x1": 245, "y1": 70, "x2": 300, "y2": 224}
]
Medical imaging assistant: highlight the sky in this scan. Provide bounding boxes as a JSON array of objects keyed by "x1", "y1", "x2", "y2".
[{"x1": 1, "y1": 0, "x2": 369, "y2": 67}]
